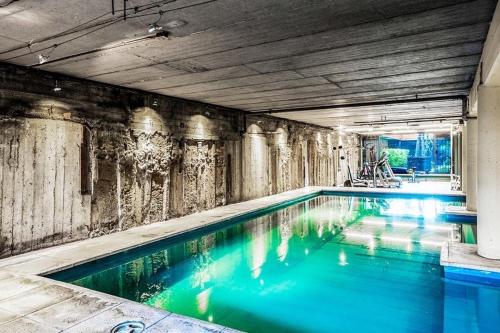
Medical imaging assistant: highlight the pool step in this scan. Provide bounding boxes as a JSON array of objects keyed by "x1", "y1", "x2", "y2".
[
  {"x1": 442, "y1": 206, "x2": 477, "y2": 223},
  {"x1": 441, "y1": 242, "x2": 500, "y2": 286}
]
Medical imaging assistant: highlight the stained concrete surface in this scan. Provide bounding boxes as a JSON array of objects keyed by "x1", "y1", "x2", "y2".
[
  {"x1": 0, "y1": 0, "x2": 495, "y2": 124},
  {"x1": 0, "y1": 271, "x2": 237, "y2": 332},
  {"x1": 0, "y1": 63, "x2": 359, "y2": 258},
  {"x1": 441, "y1": 242, "x2": 500, "y2": 274}
]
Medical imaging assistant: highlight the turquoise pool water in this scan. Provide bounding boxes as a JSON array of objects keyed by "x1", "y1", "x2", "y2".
[{"x1": 51, "y1": 195, "x2": 500, "y2": 332}]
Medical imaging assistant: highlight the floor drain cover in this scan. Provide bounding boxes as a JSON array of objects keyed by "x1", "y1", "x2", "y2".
[{"x1": 110, "y1": 321, "x2": 145, "y2": 333}]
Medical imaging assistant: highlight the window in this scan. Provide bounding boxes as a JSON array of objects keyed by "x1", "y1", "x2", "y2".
[{"x1": 365, "y1": 132, "x2": 451, "y2": 174}]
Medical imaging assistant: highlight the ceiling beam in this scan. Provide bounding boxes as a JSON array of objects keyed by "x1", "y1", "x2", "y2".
[{"x1": 250, "y1": 95, "x2": 466, "y2": 115}]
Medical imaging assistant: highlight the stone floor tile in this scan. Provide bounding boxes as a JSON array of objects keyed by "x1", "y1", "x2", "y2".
[
  {"x1": 27, "y1": 292, "x2": 119, "y2": 331},
  {"x1": 0, "y1": 284, "x2": 76, "y2": 316},
  {"x1": 2, "y1": 256, "x2": 75, "y2": 276},
  {"x1": 0, "y1": 275, "x2": 46, "y2": 301},
  {"x1": 442, "y1": 243, "x2": 500, "y2": 273},
  {"x1": 221, "y1": 327, "x2": 242, "y2": 333},
  {"x1": 0, "y1": 316, "x2": 59, "y2": 333},
  {"x1": 63, "y1": 302, "x2": 169, "y2": 333},
  {"x1": 145, "y1": 314, "x2": 232, "y2": 333},
  {"x1": 0, "y1": 308, "x2": 18, "y2": 325},
  {"x1": 0, "y1": 270, "x2": 15, "y2": 281}
]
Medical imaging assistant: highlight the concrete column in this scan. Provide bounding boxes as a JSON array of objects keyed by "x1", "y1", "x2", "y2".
[
  {"x1": 461, "y1": 125, "x2": 468, "y2": 193},
  {"x1": 477, "y1": 85, "x2": 500, "y2": 259},
  {"x1": 451, "y1": 130, "x2": 460, "y2": 177},
  {"x1": 457, "y1": 131, "x2": 462, "y2": 182},
  {"x1": 466, "y1": 117, "x2": 478, "y2": 211}
]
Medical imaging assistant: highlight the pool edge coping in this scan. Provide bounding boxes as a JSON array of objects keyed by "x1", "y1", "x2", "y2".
[{"x1": 441, "y1": 243, "x2": 500, "y2": 284}]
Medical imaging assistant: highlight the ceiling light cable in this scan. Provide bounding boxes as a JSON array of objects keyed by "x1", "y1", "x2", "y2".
[
  {"x1": 36, "y1": 43, "x2": 58, "y2": 64},
  {"x1": 0, "y1": 0, "x2": 216, "y2": 65},
  {"x1": 4, "y1": 20, "x2": 120, "y2": 63},
  {"x1": 147, "y1": 9, "x2": 164, "y2": 33},
  {"x1": 0, "y1": 0, "x2": 179, "y2": 57},
  {"x1": 29, "y1": 30, "x2": 169, "y2": 67},
  {"x1": 0, "y1": 0, "x2": 18, "y2": 7}
]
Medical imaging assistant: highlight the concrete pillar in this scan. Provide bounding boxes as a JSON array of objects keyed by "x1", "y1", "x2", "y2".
[
  {"x1": 466, "y1": 117, "x2": 478, "y2": 211},
  {"x1": 477, "y1": 85, "x2": 500, "y2": 259},
  {"x1": 457, "y1": 131, "x2": 462, "y2": 182},
  {"x1": 461, "y1": 125, "x2": 468, "y2": 193},
  {"x1": 451, "y1": 130, "x2": 461, "y2": 178}
]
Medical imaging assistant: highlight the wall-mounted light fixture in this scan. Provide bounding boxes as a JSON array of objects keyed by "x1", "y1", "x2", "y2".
[
  {"x1": 36, "y1": 44, "x2": 58, "y2": 65},
  {"x1": 148, "y1": 23, "x2": 163, "y2": 33},
  {"x1": 148, "y1": 10, "x2": 165, "y2": 33},
  {"x1": 53, "y1": 80, "x2": 62, "y2": 92},
  {"x1": 38, "y1": 54, "x2": 49, "y2": 64}
]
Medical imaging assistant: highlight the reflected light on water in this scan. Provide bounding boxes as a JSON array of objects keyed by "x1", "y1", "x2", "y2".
[
  {"x1": 425, "y1": 224, "x2": 453, "y2": 231},
  {"x1": 277, "y1": 220, "x2": 291, "y2": 262},
  {"x1": 250, "y1": 225, "x2": 268, "y2": 279},
  {"x1": 193, "y1": 265, "x2": 211, "y2": 289},
  {"x1": 420, "y1": 239, "x2": 446, "y2": 247},
  {"x1": 345, "y1": 231, "x2": 376, "y2": 254},
  {"x1": 317, "y1": 223, "x2": 324, "y2": 238},
  {"x1": 381, "y1": 235, "x2": 412, "y2": 244},
  {"x1": 406, "y1": 242, "x2": 413, "y2": 252},
  {"x1": 345, "y1": 231, "x2": 374, "y2": 240},
  {"x1": 362, "y1": 218, "x2": 419, "y2": 229},
  {"x1": 277, "y1": 241, "x2": 288, "y2": 262},
  {"x1": 362, "y1": 218, "x2": 452, "y2": 231},
  {"x1": 339, "y1": 250, "x2": 348, "y2": 266},
  {"x1": 196, "y1": 288, "x2": 211, "y2": 314},
  {"x1": 380, "y1": 199, "x2": 441, "y2": 219},
  {"x1": 368, "y1": 239, "x2": 376, "y2": 253},
  {"x1": 422, "y1": 200, "x2": 438, "y2": 219}
]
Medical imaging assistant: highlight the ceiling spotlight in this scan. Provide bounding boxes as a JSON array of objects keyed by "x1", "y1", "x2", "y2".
[
  {"x1": 53, "y1": 80, "x2": 61, "y2": 92},
  {"x1": 38, "y1": 54, "x2": 49, "y2": 64},
  {"x1": 148, "y1": 23, "x2": 163, "y2": 33}
]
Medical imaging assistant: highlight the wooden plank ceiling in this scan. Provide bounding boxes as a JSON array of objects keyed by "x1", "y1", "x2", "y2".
[{"x1": 0, "y1": 0, "x2": 496, "y2": 128}]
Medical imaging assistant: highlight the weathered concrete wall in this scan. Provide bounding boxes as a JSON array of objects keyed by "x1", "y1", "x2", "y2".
[
  {"x1": 0, "y1": 63, "x2": 359, "y2": 257},
  {"x1": 241, "y1": 117, "x2": 359, "y2": 200},
  {"x1": 0, "y1": 118, "x2": 90, "y2": 255}
]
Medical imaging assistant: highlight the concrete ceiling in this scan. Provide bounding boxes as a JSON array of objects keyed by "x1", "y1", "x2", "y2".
[{"x1": 0, "y1": 0, "x2": 496, "y2": 128}]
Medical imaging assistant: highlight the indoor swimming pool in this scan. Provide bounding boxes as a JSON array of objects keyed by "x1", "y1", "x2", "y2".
[{"x1": 49, "y1": 194, "x2": 500, "y2": 333}]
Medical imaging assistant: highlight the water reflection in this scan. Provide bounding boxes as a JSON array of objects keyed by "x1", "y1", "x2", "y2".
[
  {"x1": 443, "y1": 279, "x2": 500, "y2": 333},
  {"x1": 66, "y1": 195, "x2": 499, "y2": 333}
]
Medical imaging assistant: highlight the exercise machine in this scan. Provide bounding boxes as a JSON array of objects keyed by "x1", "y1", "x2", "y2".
[
  {"x1": 341, "y1": 146, "x2": 402, "y2": 188},
  {"x1": 372, "y1": 152, "x2": 403, "y2": 188},
  {"x1": 342, "y1": 155, "x2": 369, "y2": 187},
  {"x1": 339, "y1": 145, "x2": 369, "y2": 187}
]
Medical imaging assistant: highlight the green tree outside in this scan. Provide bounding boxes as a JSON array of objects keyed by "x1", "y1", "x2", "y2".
[{"x1": 383, "y1": 148, "x2": 409, "y2": 168}]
